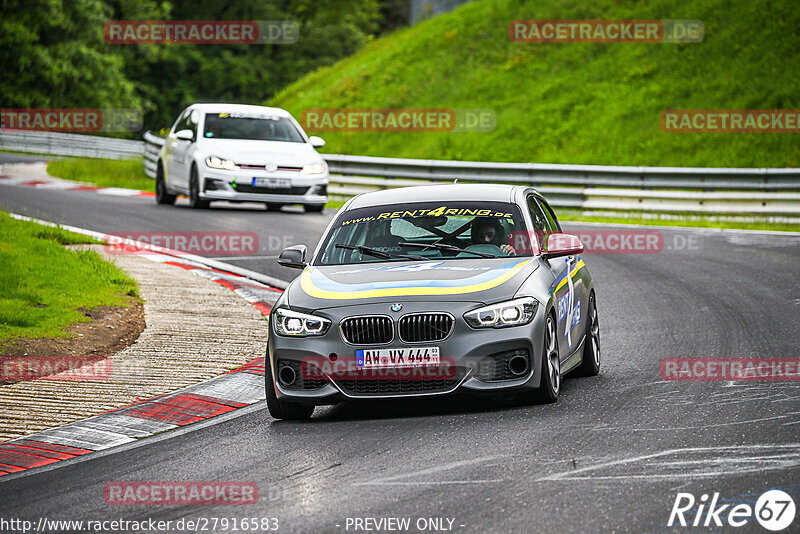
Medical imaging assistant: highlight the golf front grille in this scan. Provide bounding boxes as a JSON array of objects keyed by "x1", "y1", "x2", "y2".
[
  {"x1": 232, "y1": 185, "x2": 310, "y2": 195},
  {"x1": 340, "y1": 316, "x2": 393, "y2": 345},
  {"x1": 398, "y1": 313, "x2": 454, "y2": 343}
]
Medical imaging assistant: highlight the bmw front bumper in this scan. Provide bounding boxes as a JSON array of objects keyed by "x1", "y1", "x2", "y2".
[{"x1": 268, "y1": 300, "x2": 546, "y2": 404}]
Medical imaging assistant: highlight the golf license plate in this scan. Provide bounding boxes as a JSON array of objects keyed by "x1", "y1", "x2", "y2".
[
  {"x1": 252, "y1": 177, "x2": 291, "y2": 188},
  {"x1": 356, "y1": 346, "x2": 440, "y2": 369}
]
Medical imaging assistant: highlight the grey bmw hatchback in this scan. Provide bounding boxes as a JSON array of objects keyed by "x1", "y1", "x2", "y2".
[{"x1": 266, "y1": 184, "x2": 600, "y2": 419}]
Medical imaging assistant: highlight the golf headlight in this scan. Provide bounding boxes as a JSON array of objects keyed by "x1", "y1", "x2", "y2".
[
  {"x1": 464, "y1": 297, "x2": 538, "y2": 328},
  {"x1": 300, "y1": 162, "x2": 326, "y2": 175},
  {"x1": 205, "y1": 156, "x2": 239, "y2": 170},
  {"x1": 273, "y1": 308, "x2": 331, "y2": 337}
]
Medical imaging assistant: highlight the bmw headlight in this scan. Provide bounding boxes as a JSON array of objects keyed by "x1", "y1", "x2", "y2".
[
  {"x1": 273, "y1": 308, "x2": 331, "y2": 337},
  {"x1": 464, "y1": 297, "x2": 538, "y2": 329},
  {"x1": 300, "y1": 162, "x2": 326, "y2": 175},
  {"x1": 205, "y1": 155, "x2": 239, "y2": 170}
]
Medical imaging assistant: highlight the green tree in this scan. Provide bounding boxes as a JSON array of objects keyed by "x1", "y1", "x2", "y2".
[
  {"x1": 0, "y1": 0, "x2": 139, "y2": 110},
  {"x1": 104, "y1": 0, "x2": 382, "y2": 130}
]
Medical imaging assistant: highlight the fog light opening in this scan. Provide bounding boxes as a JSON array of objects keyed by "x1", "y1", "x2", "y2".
[
  {"x1": 508, "y1": 355, "x2": 529, "y2": 376},
  {"x1": 278, "y1": 365, "x2": 297, "y2": 386}
]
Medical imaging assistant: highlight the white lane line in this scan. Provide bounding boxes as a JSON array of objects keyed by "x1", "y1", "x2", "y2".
[
  {"x1": 354, "y1": 455, "x2": 507, "y2": 486},
  {"x1": 95, "y1": 187, "x2": 141, "y2": 196},
  {"x1": 574, "y1": 414, "x2": 791, "y2": 433},
  {"x1": 206, "y1": 255, "x2": 279, "y2": 260},
  {"x1": 357, "y1": 480, "x2": 505, "y2": 486},
  {"x1": 537, "y1": 444, "x2": 800, "y2": 482}
]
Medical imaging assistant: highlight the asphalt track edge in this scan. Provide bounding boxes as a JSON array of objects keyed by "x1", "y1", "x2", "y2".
[{"x1": 0, "y1": 214, "x2": 288, "y2": 481}]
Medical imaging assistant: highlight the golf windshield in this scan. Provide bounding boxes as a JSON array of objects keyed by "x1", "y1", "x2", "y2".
[
  {"x1": 203, "y1": 113, "x2": 305, "y2": 142},
  {"x1": 315, "y1": 202, "x2": 531, "y2": 265}
]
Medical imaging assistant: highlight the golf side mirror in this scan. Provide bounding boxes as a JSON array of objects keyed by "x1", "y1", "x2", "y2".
[
  {"x1": 175, "y1": 129, "x2": 193, "y2": 141},
  {"x1": 308, "y1": 135, "x2": 326, "y2": 148}
]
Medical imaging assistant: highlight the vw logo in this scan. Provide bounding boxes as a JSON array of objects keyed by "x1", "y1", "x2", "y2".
[
  {"x1": 265, "y1": 162, "x2": 278, "y2": 172},
  {"x1": 390, "y1": 303, "x2": 403, "y2": 312}
]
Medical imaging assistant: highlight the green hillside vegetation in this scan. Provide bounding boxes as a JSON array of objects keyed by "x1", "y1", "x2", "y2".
[{"x1": 271, "y1": 0, "x2": 800, "y2": 168}]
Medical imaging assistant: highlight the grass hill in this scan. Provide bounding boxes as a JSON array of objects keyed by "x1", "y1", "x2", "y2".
[{"x1": 270, "y1": 0, "x2": 800, "y2": 168}]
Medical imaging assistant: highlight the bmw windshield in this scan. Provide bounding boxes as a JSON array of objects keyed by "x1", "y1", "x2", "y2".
[{"x1": 315, "y1": 202, "x2": 532, "y2": 265}]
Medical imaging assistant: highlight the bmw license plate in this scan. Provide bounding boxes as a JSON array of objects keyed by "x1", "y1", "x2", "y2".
[
  {"x1": 252, "y1": 177, "x2": 291, "y2": 188},
  {"x1": 356, "y1": 347, "x2": 440, "y2": 369}
]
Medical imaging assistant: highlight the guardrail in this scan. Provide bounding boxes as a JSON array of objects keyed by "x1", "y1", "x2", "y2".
[
  {"x1": 0, "y1": 130, "x2": 143, "y2": 159},
  {"x1": 4, "y1": 129, "x2": 799, "y2": 216},
  {"x1": 322, "y1": 155, "x2": 800, "y2": 216},
  {"x1": 140, "y1": 131, "x2": 800, "y2": 216},
  {"x1": 142, "y1": 130, "x2": 164, "y2": 178},
  {"x1": 323, "y1": 154, "x2": 800, "y2": 191}
]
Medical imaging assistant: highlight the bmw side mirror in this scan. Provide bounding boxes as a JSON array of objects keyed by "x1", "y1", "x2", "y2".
[
  {"x1": 278, "y1": 245, "x2": 308, "y2": 269},
  {"x1": 542, "y1": 233, "x2": 584, "y2": 259},
  {"x1": 175, "y1": 129, "x2": 193, "y2": 141},
  {"x1": 308, "y1": 135, "x2": 326, "y2": 148}
]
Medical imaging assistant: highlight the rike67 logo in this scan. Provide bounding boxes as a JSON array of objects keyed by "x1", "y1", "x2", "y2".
[{"x1": 669, "y1": 490, "x2": 796, "y2": 531}]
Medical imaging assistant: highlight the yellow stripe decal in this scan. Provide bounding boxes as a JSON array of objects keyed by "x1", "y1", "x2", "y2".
[
  {"x1": 553, "y1": 259, "x2": 586, "y2": 293},
  {"x1": 301, "y1": 260, "x2": 532, "y2": 300}
]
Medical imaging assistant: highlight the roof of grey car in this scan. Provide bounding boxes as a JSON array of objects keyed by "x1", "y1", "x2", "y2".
[{"x1": 346, "y1": 184, "x2": 527, "y2": 209}]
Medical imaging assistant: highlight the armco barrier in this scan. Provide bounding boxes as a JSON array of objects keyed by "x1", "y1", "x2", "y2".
[
  {"x1": 3, "y1": 130, "x2": 799, "y2": 215},
  {"x1": 139, "y1": 131, "x2": 800, "y2": 215},
  {"x1": 0, "y1": 130, "x2": 143, "y2": 159},
  {"x1": 142, "y1": 130, "x2": 163, "y2": 178}
]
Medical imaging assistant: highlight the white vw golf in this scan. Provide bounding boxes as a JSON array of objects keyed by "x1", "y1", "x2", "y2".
[{"x1": 156, "y1": 103, "x2": 329, "y2": 212}]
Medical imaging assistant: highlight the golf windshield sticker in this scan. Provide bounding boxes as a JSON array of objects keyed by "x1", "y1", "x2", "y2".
[{"x1": 301, "y1": 259, "x2": 532, "y2": 299}]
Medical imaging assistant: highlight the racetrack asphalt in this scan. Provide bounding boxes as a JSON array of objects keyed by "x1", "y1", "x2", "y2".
[
  {"x1": 0, "y1": 152, "x2": 50, "y2": 164},
  {"x1": 2, "y1": 178, "x2": 800, "y2": 533}
]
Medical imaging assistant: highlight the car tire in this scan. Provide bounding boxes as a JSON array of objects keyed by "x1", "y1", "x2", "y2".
[
  {"x1": 574, "y1": 292, "x2": 600, "y2": 377},
  {"x1": 304, "y1": 204, "x2": 325, "y2": 213},
  {"x1": 266, "y1": 203, "x2": 284, "y2": 212},
  {"x1": 155, "y1": 162, "x2": 176, "y2": 205},
  {"x1": 519, "y1": 312, "x2": 560, "y2": 405},
  {"x1": 265, "y1": 359, "x2": 314, "y2": 421},
  {"x1": 189, "y1": 166, "x2": 210, "y2": 209}
]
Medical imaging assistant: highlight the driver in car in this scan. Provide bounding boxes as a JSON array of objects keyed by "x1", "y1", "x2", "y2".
[{"x1": 471, "y1": 217, "x2": 516, "y2": 255}]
